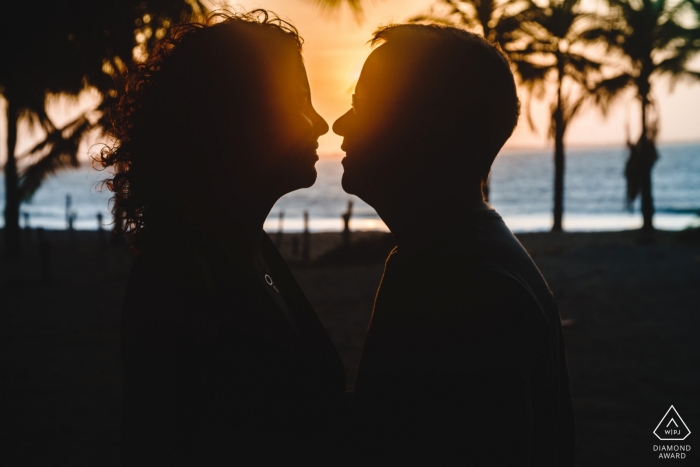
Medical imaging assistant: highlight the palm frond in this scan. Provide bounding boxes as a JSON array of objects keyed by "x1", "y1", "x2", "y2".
[
  {"x1": 562, "y1": 89, "x2": 587, "y2": 123},
  {"x1": 18, "y1": 114, "x2": 94, "y2": 202},
  {"x1": 494, "y1": 14, "x2": 528, "y2": 43},
  {"x1": 309, "y1": 0, "x2": 364, "y2": 20},
  {"x1": 652, "y1": 19, "x2": 696, "y2": 51},
  {"x1": 656, "y1": 51, "x2": 689, "y2": 75},
  {"x1": 513, "y1": 59, "x2": 551, "y2": 132},
  {"x1": 665, "y1": 68, "x2": 700, "y2": 90},
  {"x1": 411, "y1": 1, "x2": 480, "y2": 30},
  {"x1": 530, "y1": 2, "x2": 579, "y2": 40},
  {"x1": 586, "y1": 73, "x2": 635, "y2": 116},
  {"x1": 579, "y1": 25, "x2": 624, "y2": 49},
  {"x1": 409, "y1": 14, "x2": 461, "y2": 27},
  {"x1": 18, "y1": 104, "x2": 55, "y2": 135},
  {"x1": 17, "y1": 135, "x2": 54, "y2": 161},
  {"x1": 564, "y1": 52, "x2": 603, "y2": 85},
  {"x1": 442, "y1": 0, "x2": 480, "y2": 28},
  {"x1": 655, "y1": 36, "x2": 700, "y2": 74},
  {"x1": 514, "y1": 59, "x2": 552, "y2": 87}
]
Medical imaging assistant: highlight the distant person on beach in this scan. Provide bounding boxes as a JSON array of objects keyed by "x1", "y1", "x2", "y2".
[
  {"x1": 99, "y1": 11, "x2": 344, "y2": 464},
  {"x1": 333, "y1": 24, "x2": 575, "y2": 464}
]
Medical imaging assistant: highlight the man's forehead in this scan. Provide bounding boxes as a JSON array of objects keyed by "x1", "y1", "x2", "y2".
[{"x1": 355, "y1": 43, "x2": 449, "y2": 101}]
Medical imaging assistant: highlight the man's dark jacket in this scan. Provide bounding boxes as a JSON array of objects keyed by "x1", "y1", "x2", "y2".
[{"x1": 353, "y1": 209, "x2": 575, "y2": 465}]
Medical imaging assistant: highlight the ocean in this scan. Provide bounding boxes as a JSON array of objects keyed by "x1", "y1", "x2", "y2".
[{"x1": 2, "y1": 142, "x2": 699, "y2": 233}]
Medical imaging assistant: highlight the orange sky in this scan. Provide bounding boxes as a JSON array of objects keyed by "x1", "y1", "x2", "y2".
[{"x1": 2, "y1": 0, "x2": 699, "y2": 163}]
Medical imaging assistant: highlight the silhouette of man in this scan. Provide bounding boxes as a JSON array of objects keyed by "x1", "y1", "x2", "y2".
[{"x1": 334, "y1": 24, "x2": 575, "y2": 465}]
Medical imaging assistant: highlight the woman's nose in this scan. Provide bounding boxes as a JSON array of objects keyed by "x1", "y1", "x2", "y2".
[
  {"x1": 314, "y1": 111, "x2": 329, "y2": 138},
  {"x1": 333, "y1": 109, "x2": 353, "y2": 137}
]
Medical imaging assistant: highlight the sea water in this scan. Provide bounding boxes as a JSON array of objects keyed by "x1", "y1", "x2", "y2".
[{"x1": 1, "y1": 142, "x2": 698, "y2": 233}]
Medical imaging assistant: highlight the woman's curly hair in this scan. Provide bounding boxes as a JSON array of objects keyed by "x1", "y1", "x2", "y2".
[{"x1": 98, "y1": 9, "x2": 303, "y2": 253}]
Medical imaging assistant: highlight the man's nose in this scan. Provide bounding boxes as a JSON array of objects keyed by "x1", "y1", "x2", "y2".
[{"x1": 332, "y1": 109, "x2": 353, "y2": 137}]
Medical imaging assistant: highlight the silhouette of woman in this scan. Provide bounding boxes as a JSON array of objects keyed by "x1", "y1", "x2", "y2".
[{"x1": 99, "y1": 11, "x2": 344, "y2": 464}]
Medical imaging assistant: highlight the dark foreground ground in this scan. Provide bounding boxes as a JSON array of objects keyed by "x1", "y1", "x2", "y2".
[{"x1": 1, "y1": 227, "x2": 699, "y2": 466}]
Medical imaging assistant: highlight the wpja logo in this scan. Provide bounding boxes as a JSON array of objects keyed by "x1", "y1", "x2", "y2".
[{"x1": 653, "y1": 405, "x2": 691, "y2": 460}]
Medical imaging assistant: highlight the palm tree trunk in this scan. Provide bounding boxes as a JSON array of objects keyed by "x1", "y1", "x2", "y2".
[
  {"x1": 3, "y1": 99, "x2": 21, "y2": 258},
  {"x1": 553, "y1": 115, "x2": 565, "y2": 232},
  {"x1": 552, "y1": 57, "x2": 565, "y2": 232},
  {"x1": 639, "y1": 98, "x2": 655, "y2": 231},
  {"x1": 640, "y1": 160, "x2": 654, "y2": 230}
]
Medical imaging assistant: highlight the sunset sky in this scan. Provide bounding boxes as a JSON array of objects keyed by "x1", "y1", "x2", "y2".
[{"x1": 2, "y1": 0, "x2": 700, "y2": 162}]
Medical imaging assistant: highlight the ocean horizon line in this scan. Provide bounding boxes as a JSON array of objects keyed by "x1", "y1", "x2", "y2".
[{"x1": 313, "y1": 139, "x2": 700, "y2": 160}]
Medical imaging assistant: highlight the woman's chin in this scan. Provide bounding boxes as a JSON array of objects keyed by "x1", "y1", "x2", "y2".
[
  {"x1": 279, "y1": 166, "x2": 317, "y2": 193},
  {"x1": 297, "y1": 167, "x2": 318, "y2": 188}
]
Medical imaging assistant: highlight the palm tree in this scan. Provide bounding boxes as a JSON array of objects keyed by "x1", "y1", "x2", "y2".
[
  {"x1": 506, "y1": 0, "x2": 605, "y2": 232},
  {"x1": 585, "y1": 0, "x2": 700, "y2": 231},
  {"x1": 1, "y1": 3, "x2": 85, "y2": 259},
  {"x1": 1, "y1": 1, "x2": 205, "y2": 258}
]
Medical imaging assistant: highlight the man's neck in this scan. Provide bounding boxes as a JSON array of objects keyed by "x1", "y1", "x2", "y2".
[{"x1": 373, "y1": 191, "x2": 492, "y2": 258}]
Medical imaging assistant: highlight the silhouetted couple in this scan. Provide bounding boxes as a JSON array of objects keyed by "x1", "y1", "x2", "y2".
[{"x1": 102, "y1": 10, "x2": 574, "y2": 466}]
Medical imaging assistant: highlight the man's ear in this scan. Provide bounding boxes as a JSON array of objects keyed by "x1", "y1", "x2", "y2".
[{"x1": 426, "y1": 114, "x2": 467, "y2": 155}]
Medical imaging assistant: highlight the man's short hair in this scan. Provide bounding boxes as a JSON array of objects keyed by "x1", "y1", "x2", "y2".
[{"x1": 371, "y1": 24, "x2": 520, "y2": 182}]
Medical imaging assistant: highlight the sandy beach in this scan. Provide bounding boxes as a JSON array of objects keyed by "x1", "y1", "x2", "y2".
[{"x1": 2, "y1": 227, "x2": 699, "y2": 465}]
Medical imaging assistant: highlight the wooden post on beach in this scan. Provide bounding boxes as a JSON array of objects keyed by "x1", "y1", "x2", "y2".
[
  {"x1": 342, "y1": 200, "x2": 353, "y2": 246},
  {"x1": 65, "y1": 194, "x2": 72, "y2": 229},
  {"x1": 302, "y1": 211, "x2": 311, "y2": 265},
  {"x1": 275, "y1": 210, "x2": 284, "y2": 248}
]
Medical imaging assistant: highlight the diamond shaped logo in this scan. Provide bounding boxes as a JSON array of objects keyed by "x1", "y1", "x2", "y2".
[{"x1": 654, "y1": 405, "x2": 691, "y2": 441}]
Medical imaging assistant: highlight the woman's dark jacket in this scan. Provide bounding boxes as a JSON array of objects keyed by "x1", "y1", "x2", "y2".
[{"x1": 119, "y1": 232, "x2": 345, "y2": 464}]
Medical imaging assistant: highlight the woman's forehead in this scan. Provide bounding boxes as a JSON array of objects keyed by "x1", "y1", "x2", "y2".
[{"x1": 262, "y1": 51, "x2": 309, "y2": 94}]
